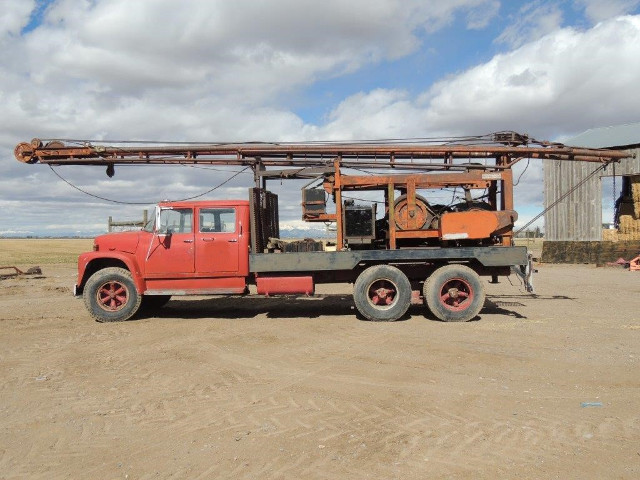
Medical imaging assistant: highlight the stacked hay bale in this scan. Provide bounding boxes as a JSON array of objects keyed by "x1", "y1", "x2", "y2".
[
  {"x1": 602, "y1": 228, "x2": 618, "y2": 241},
  {"x1": 635, "y1": 175, "x2": 640, "y2": 216},
  {"x1": 617, "y1": 175, "x2": 640, "y2": 241}
]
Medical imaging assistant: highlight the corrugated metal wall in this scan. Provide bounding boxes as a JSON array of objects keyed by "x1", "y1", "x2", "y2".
[{"x1": 544, "y1": 148, "x2": 640, "y2": 241}]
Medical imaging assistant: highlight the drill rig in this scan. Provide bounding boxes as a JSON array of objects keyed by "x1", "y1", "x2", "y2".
[
  {"x1": 13, "y1": 132, "x2": 629, "y2": 323},
  {"x1": 15, "y1": 131, "x2": 627, "y2": 252}
]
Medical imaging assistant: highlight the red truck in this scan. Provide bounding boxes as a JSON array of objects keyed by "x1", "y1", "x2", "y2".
[
  {"x1": 15, "y1": 134, "x2": 626, "y2": 323},
  {"x1": 75, "y1": 197, "x2": 529, "y2": 323}
]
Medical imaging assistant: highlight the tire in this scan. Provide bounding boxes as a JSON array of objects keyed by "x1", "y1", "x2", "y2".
[
  {"x1": 423, "y1": 264, "x2": 485, "y2": 322},
  {"x1": 353, "y1": 265, "x2": 412, "y2": 322},
  {"x1": 140, "y1": 295, "x2": 172, "y2": 311},
  {"x1": 452, "y1": 201, "x2": 493, "y2": 212},
  {"x1": 83, "y1": 267, "x2": 142, "y2": 323}
]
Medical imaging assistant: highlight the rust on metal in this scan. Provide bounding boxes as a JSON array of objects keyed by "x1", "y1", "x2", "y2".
[
  {"x1": 13, "y1": 132, "x2": 634, "y2": 252},
  {"x1": 0, "y1": 266, "x2": 42, "y2": 280},
  {"x1": 14, "y1": 135, "x2": 630, "y2": 168}
]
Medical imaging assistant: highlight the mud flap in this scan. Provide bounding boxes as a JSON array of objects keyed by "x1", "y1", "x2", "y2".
[{"x1": 511, "y1": 252, "x2": 535, "y2": 294}]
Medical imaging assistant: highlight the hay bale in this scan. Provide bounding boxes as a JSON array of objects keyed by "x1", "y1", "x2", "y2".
[
  {"x1": 618, "y1": 200, "x2": 640, "y2": 235},
  {"x1": 618, "y1": 216, "x2": 632, "y2": 234},
  {"x1": 542, "y1": 240, "x2": 640, "y2": 263},
  {"x1": 631, "y1": 175, "x2": 640, "y2": 203},
  {"x1": 618, "y1": 233, "x2": 635, "y2": 241}
]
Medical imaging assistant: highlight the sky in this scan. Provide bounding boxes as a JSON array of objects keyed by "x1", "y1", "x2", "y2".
[{"x1": 1, "y1": 0, "x2": 640, "y2": 237}]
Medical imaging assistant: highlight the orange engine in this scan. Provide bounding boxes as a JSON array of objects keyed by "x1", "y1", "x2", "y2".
[{"x1": 439, "y1": 210, "x2": 517, "y2": 240}]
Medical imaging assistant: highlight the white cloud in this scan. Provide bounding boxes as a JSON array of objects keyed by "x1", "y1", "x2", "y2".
[
  {"x1": 422, "y1": 15, "x2": 640, "y2": 138},
  {"x1": 19, "y1": 0, "x2": 498, "y2": 102},
  {"x1": 496, "y1": 1, "x2": 564, "y2": 48},
  {"x1": 305, "y1": 15, "x2": 640, "y2": 208},
  {"x1": 1, "y1": 0, "x2": 502, "y2": 145},
  {"x1": 312, "y1": 15, "x2": 640, "y2": 142},
  {"x1": 575, "y1": 0, "x2": 640, "y2": 23},
  {"x1": 466, "y1": 0, "x2": 501, "y2": 29},
  {"x1": 0, "y1": 0, "x2": 34, "y2": 38},
  {"x1": 2, "y1": 2, "x2": 640, "y2": 235},
  {"x1": 312, "y1": 89, "x2": 427, "y2": 140}
]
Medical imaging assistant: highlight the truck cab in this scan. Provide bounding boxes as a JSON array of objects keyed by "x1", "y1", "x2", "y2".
[{"x1": 75, "y1": 200, "x2": 251, "y2": 322}]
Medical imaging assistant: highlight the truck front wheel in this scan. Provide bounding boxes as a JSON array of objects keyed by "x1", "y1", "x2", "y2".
[
  {"x1": 83, "y1": 267, "x2": 142, "y2": 323},
  {"x1": 423, "y1": 264, "x2": 485, "y2": 322},
  {"x1": 354, "y1": 265, "x2": 411, "y2": 321}
]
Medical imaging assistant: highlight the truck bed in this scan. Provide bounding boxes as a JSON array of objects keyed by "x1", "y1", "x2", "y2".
[{"x1": 249, "y1": 246, "x2": 528, "y2": 273}]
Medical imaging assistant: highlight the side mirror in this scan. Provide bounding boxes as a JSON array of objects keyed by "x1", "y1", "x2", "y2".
[
  {"x1": 154, "y1": 206, "x2": 164, "y2": 235},
  {"x1": 154, "y1": 206, "x2": 172, "y2": 236}
]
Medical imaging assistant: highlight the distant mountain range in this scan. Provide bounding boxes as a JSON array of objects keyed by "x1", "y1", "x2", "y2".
[{"x1": 278, "y1": 224, "x2": 334, "y2": 239}]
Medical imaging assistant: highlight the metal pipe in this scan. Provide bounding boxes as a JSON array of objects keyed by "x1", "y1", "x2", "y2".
[{"x1": 15, "y1": 138, "x2": 631, "y2": 167}]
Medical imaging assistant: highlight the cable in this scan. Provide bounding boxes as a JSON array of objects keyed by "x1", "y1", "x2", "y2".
[
  {"x1": 48, "y1": 166, "x2": 150, "y2": 205},
  {"x1": 40, "y1": 130, "x2": 532, "y2": 148},
  {"x1": 48, "y1": 165, "x2": 249, "y2": 204},
  {"x1": 181, "y1": 164, "x2": 252, "y2": 174},
  {"x1": 513, "y1": 158, "x2": 530, "y2": 186},
  {"x1": 178, "y1": 167, "x2": 250, "y2": 200}
]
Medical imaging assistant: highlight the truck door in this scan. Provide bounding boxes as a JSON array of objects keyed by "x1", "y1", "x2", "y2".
[
  {"x1": 196, "y1": 207, "x2": 240, "y2": 274},
  {"x1": 145, "y1": 208, "x2": 195, "y2": 274}
]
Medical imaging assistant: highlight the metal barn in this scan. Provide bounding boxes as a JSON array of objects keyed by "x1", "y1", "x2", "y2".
[{"x1": 544, "y1": 123, "x2": 640, "y2": 242}]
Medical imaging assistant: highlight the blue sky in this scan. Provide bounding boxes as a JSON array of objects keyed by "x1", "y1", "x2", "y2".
[
  {"x1": 286, "y1": 0, "x2": 631, "y2": 124},
  {"x1": 1, "y1": 0, "x2": 640, "y2": 236},
  {"x1": 21, "y1": 0, "x2": 52, "y2": 34}
]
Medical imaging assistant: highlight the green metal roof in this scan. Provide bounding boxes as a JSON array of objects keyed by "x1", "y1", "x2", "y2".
[{"x1": 566, "y1": 122, "x2": 640, "y2": 149}]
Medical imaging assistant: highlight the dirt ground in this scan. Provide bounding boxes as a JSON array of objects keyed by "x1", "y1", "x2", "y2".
[{"x1": 0, "y1": 241, "x2": 639, "y2": 479}]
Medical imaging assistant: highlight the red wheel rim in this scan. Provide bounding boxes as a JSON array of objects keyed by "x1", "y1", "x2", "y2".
[
  {"x1": 96, "y1": 280, "x2": 129, "y2": 312},
  {"x1": 367, "y1": 279, "x2": 397, "y2": 308},
  {"x1": 438, "y1": 277, "x2": 474, "y2": 311}
]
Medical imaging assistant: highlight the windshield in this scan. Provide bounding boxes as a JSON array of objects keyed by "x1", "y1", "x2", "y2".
[{"x1": 142, "y1": 217, "x2": 155, "y2": 232}]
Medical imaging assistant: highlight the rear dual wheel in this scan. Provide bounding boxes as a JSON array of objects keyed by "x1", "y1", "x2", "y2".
[
  {"x1": 423, "y1": 264, "x2": 485, "y2": 322},
  {"x1": 354, "y1": 265, "x2": 411, "y2": 322}
]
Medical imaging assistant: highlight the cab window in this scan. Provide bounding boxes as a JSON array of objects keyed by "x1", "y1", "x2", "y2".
[
  {"x1": 199, "y1": 208, "x2": 236, "y2": 233},
  {"x1": 158, "y1": 208, "x2": 193, "y2": 234}
]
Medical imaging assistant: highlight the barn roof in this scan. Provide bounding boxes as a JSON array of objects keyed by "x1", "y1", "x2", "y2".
[{"x1": 565, "y1": 122, "x2": 640, "y2": 149}]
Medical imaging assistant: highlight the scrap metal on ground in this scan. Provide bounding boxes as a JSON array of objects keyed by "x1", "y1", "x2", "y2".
[{"x1": 0, "y1": 266, "x2": 42, "y2": 280}]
